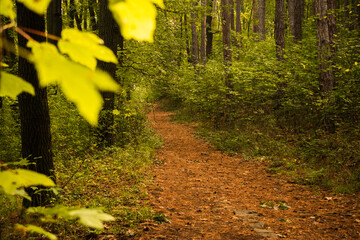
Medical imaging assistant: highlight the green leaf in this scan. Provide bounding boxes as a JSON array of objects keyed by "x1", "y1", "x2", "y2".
[
  {"x1": 68, "y1": 209, "x2": 115, "y2": 229},
  {"x1": 58, "y1": 29, "x2": 118, "y2": 70},
  {"x1": 16, "y1": 224, "x2": 57, "y2": 240},
  {"x1": 0, "y1": 0, "x2": 15, "y2": 19},
  {"x1": 17, "y1": 0, "x2": 51, "y2": 15},
  {"x1": 109, "y1": 0, "x2": 164, "y2": 42},
  {"x1": 28, "y1": 41, "x2": 120, "y2": 125},
  {"x1": 0, "y1": 72, "x2": 35, "y2": 99},
  {"x1": 0, "y1": 169, "x2": 55, "y2": 196}
]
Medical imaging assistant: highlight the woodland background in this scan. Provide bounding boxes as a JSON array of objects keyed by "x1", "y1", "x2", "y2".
[{"x1": 1, "y1": 0, "x2": 360, "y2": 239}]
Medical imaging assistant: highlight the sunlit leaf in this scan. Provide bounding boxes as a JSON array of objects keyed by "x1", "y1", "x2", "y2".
[
  {"x1": 0, "y1": 0, "x2": 15, "y2": 19},
  {"x1": 0, "y1": 72, "x2": 35, "y2": 99},
  {"x1": 109, "y1": 0, "x2": 163, "y2": 42},
  {"x1": 16, "y1": 224, "x2": 57, "y2": 240},
  {"x1": 58, "y1": 29, "x2": 118, "y2": 70},
  {"x1": 0, "y1": 169, "x2": 55, "y2": 196},
  {"x1": 68, "y1": 209, "x2": 115, "y2": 229},
  {"x1": 28, "y1": 41, "x2": 120, "y2": 125},
  {"x1": 112, "y1": 109, "x2": 120, "y2": 115},
  {"x1": 18, "y1": 0, "x2": 52, "y2": 15}
]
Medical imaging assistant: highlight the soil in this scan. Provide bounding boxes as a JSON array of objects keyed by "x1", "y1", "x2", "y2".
[{"x1": 136, "y1": 106, "x2": 360, "y2": 239}]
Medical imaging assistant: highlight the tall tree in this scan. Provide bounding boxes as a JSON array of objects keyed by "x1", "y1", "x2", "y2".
[
  {"x1": 236, "y1": 0, "x2": 242, "y2": 33},
  {"x1": 221, "y1": 0, "x2": 232, "y2": 88},
  {"x1": 275, "y1": 0, "x2": 285, "y2": 60},
  {"x1": 17, "y1": 2, "x2": 55, "y2": 207},
  {"x1": 315, "y1": 0, "x2": 336, "y2": 92},
  {"x1": 289, "y1": 0, "x2": 304, "y2": 43},
  {"x1": 206, "y1": 0, "x2": 214, "y2": 58},
  {"x1": 89, "y1": 0, "x2": 98, "y2": 31},
  {"x1": 230, "y1": 0, "x2": 235, "y2": 30},
  {"x1": 191, "y1": 4, "x2": 200, "y2": 68},
  {"x1": 47, "y1": 0, "x2": 62, "y2": 44},
  {"x1": 259, "y1": 0, "x2": 266, "y2": 40},
  {"x1": 201, "y1": 0, "x2": 207, "y2": 64},
  {"x1": 97, "y1": 0, "x2": 119, "y2": 146}
]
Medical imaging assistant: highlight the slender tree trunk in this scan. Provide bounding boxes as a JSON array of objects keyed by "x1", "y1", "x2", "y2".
[
  {"x1": 221, "y1": 0, "x2": 233, "y2": 88},
  {"x1": 275, "y1": 0, "x2": 285, "y2": 60},
  {"x1": 98, "y1": 0, "x2": 119, "y2": 146},
  {"x1": 206, "y1": 0, "x2": 214, "y2": 58},
  {"x1": 236, "y1": 0, "x2": 242, "y2": 33},
  {"x1": 259, "y1": 0, "x2": 266, "y2": 40},
  {"x1": 47, "y1": 0, "x2": 62, "y2": 44},
  {"x1": 191, "y1": 6, "x2": 199, "y2": 68},
  {"x1": 315, "y1": 0, "x2": 335, "y2": 93},
  {"x1": 17, "y1": 2, "x2": 55, "y2": 207},
  {"x1": 288, "y1": 0, "x2": 295, "y2": 35},
  {"x1": 201, "y1": 0, "x2": 207, "y2": 64},
  {"x1": 293, "y1": 0, "x2": 303, "y2": 42}
]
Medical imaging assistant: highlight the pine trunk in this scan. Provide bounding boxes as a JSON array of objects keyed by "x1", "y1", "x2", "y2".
[
  {"x1": 17, "y1": 2, "x2": 55, "y2": 207},
  {"x1": 259, "y1": 0, "x2": 266, "y2": 40},
  {"x1": 275, "y1": 0, "x2": 285, "y2": 60}
]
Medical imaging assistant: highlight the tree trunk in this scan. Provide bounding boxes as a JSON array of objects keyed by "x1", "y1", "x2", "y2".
[
  {"x1": 184, "y1": 14, "x2": 191, "y2": 61},
  {"x1": 236, "y1": 0, "x2": 242, "y2": 33},
  {"x1": 47, "y1": 0, "x2": 62, "y2": 44},
  {"x1": 206, "y1": 0, "x2": 214, "y2": 58},
  {"x1": 221, "y1": 0, "x2": 233, "y2": 88},
  {"x1": 259, "y1": 0, "x2": 266, "y2": 40},
  {"x1": 97, "y1": 0, "x2": 119, "y2": 147},
  {"x1": 275, "y1": 0, "x2": 285, "y2": 60},
  {"x1": 288, "y1": 0, "x2": 295, "y2": 36},
  {"x1": 201, "y1": 0, "x2": 207, "y2": 64},
  {"x1": 191, "y1": 6, "x2": 199, "y2": 68},
  {"x1": 293, "y1": 0, "x2": 303, "y2": 42},
  {"x1": 17, "y1": 2, "x2": 55, "y2": 207},
  {"x1": 315, "y1": 0, "x2": 335, "y2": 93}
]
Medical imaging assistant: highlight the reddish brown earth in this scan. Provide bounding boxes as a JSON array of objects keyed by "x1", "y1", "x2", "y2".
[{"x1": 136, "y1": 106, "x2": 360, "y2": 239}]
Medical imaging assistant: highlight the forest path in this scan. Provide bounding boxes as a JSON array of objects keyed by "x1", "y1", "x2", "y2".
[{"x1": 136, "y1": 105, "x2": 360, "y2": 239}]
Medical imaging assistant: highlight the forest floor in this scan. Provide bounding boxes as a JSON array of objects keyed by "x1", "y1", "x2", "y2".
[{"x1": 135, "y1": 105, "x2": 360, "y2": 239}]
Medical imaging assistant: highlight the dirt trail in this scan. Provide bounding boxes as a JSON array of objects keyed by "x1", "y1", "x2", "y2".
[{"x1": 137, "y1": 106, "x2": 360, "y2": 239}]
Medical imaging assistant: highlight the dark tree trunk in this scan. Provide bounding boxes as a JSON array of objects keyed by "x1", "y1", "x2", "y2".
[
  {"x1": 89, "y1": 0, "x2": 97, "y2": 31},
  {"x1": 315, "y1": 0, "x2": 336, "y2": 93},
  {"x1": 259, "y1": 0, "x2": 266, "y2": 40},
  {"x1": 275, "y1": 0, "x2": 285, "y2": 60},
  {"x1": 191, "y1": 6, "x2": 199, "y2": 68},
  {"x1": 293, "y1": 0, "x2": 303, "y2": 42},
  {"x1": 97, "y1": 0, "x2": 119, "y2": 147},
  {"x1": 236, "y1": 0, "x2": 242, "y2": 33},
  {"x1": 201, "y1": 0, "x2": 207, "y2": 64},
  {"x1": 221, "y1": 0, "x2": 233, "y2": 88},
  {"x1": 17, "y1": 3, "x2": 55, "y2": 207},
  {"x1": 206, "y1": 0, "x2": 214, "y2": 58},
  {"x1": 47, "y1": 0, "x2": 62, "y2": 44}
]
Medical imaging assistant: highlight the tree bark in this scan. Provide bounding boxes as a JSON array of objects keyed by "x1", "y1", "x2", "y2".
[
  {"x1": 201, "y1": 0, "x2": 207, "y2": 64},
  {"x1": 289, "y1": 0, "x2": 303, "y2": 43},
  {"x1": 236, "y1": 0, "x2": 242, "y2": 33},
  {"x1": 206, "y1": 0, "x2": 214, "y2": 58},
  {"x1": 69, "y1": 0, "x2": 75, "y2": 28},
  {"x1": 259, "y1": 0, "x2": 266, "y2": 40},
  {"x1": 17, "y1": 2, "x2": 55, "y2": 207},
  {"x1": 275, "y1": 0, "x2": 285, "y2": 60},
  {"x1": 315, "y1": 0, "x2": 336, "y2": 93},
  {"x1": 47, "y1": 0, "x2": 62, "y2": 44},
  {"x1": 230, "y1": 0, "x2": 235, "y2": 31},
  {"x1": 191, "y1": 5, "x2": 200, "y2": 68},
  {"x1": 221, "y1": 0, "x2": 233, "y2": 88},
  {"x1": 98, "y1": 0, "x2": 119, "y2": 146}
]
